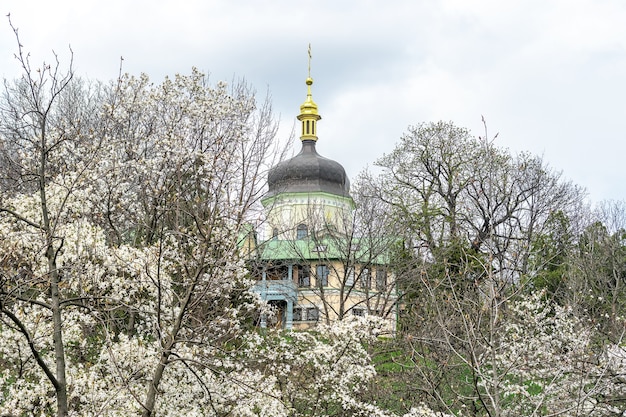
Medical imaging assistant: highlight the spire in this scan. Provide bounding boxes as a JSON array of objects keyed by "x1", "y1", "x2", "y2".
[{"x1": 297, "y1": 44, "x2": 321, "y2": 142}]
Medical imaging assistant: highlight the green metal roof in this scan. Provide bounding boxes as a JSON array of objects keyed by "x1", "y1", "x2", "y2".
[{"x1": 256, "y1": 235, "x2": 392, "y2": 265}]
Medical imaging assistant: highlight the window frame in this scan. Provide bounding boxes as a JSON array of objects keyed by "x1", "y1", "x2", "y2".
[
  {"x1": 376, "y1": 267, "x2": 387, "y2": 291},
  {"x1": 346, "y1": 266, "x2": 355, "y2": 288},
  {"x1": 306, "y1": 307, "x2": 319, "y2": 322},
  {"x1": 293, "y1": 307, "x2": 302, "y2": 321},
  {"x1": 316, "y1": 264, "x2": 329, "y2": 287},
  {"x1": 296, "y1": 224, "x2": 308, "y2": 240},
  {"x1": 352, "y1": 308, "x2": 365, "y2": 317},
  {"x1": 298, "y1": 264, "x2": 311, "y2": 288},
  {"x1": 360, "y1": 267, "x2": 371, "y2": 289}
]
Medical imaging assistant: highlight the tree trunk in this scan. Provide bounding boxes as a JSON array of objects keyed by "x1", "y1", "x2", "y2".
[{"x1": 50, "y1": 260, "x2": 68, "y2": 417}]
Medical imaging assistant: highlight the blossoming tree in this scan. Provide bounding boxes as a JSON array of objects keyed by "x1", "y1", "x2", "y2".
[{"x1": 0, "y1": 20, "x2": 278, "y2": 415}]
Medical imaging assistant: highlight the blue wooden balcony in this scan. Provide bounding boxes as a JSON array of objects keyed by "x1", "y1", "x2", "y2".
[
  {"x1": 252, "y1": 279, "x2": 298, "y2": 302},
  {"x1": 252, "y1": 278, "x2": 297, "y2": 329}
]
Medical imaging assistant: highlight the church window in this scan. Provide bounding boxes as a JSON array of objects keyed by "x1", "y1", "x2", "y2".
[
  {"x1": 306, "y1": 307, "x2": 319, "y2": 321},
  {"x1": 293, "y1": 308, "x2": 302, "y2": 321},
  {"x1": 346, "y1": 267, "x2": 355, "y2": 288},
  {"x1": 376, "y1": 267, "x2": 387, "y2": 291},
  {"x1": 294, "y1": 306, "x2": 319, "y2": 321},
  {"x1": 360, "y1": 268, "x2": 371, "y2": 289},
  {"x1": 298, "y1": 265, "x2": 310, "y2": 287},
  {"x1": 316, "y1": 264, "x2": 329, "y2": 287},
  {"x1": 296, "y1": 224, "x2": 308, "y2": 239}
]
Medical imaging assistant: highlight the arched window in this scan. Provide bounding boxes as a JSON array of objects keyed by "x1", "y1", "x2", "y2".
[{"x1": 296, "y1": 224, "x2": 308, "y2": 240}]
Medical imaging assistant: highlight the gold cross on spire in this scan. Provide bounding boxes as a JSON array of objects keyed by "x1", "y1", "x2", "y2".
[
  {"x1": 308, "y1": 43, "x2": 312, "y2": 78},
  {"x1": 298, "y1": 43, "x2": 320, "y2": 142}
]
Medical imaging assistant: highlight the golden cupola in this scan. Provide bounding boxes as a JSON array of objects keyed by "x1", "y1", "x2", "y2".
[{"x1": 297, "y1": 77, "x2": 321, "y2": 141}]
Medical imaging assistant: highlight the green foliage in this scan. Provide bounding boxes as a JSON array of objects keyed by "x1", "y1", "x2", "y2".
[
  {"x1": 572, "y1": 220, "x2": 626, "y2": 339},
  {"x1": 528, "y1": 210, "x2": 573, "y2": 300},
  {"x1": 368, "y1": 338, "x2": 490, "y2": 417}
]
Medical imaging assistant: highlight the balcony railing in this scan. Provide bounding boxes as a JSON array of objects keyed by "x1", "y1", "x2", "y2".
[{"x1": 252, "y1": 279, "x2": 298, "y2": 302}]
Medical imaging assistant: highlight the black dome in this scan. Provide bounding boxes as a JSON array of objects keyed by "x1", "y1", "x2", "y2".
[{"x1": 266, "y1": 140, "x2": 351, "y2": 198}]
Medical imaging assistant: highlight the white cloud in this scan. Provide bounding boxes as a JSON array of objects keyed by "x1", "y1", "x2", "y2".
[{"x1": 2, "y1": 0, "x2": 626, "y2": 202}]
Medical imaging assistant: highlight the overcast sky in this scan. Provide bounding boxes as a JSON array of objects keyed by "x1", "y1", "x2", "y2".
[{"x1": 2, "y1": 0, "x2": 626, "y2": 203}]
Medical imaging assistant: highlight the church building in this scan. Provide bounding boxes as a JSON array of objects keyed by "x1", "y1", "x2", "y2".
[{"x1": 249, "y1": 66, "x2": 398, "y2": 331}]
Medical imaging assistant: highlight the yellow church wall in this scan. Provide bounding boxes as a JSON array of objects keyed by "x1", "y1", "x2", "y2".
[{"x1": 290, "y1": 259, "x2": 398, "y2": 334}]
